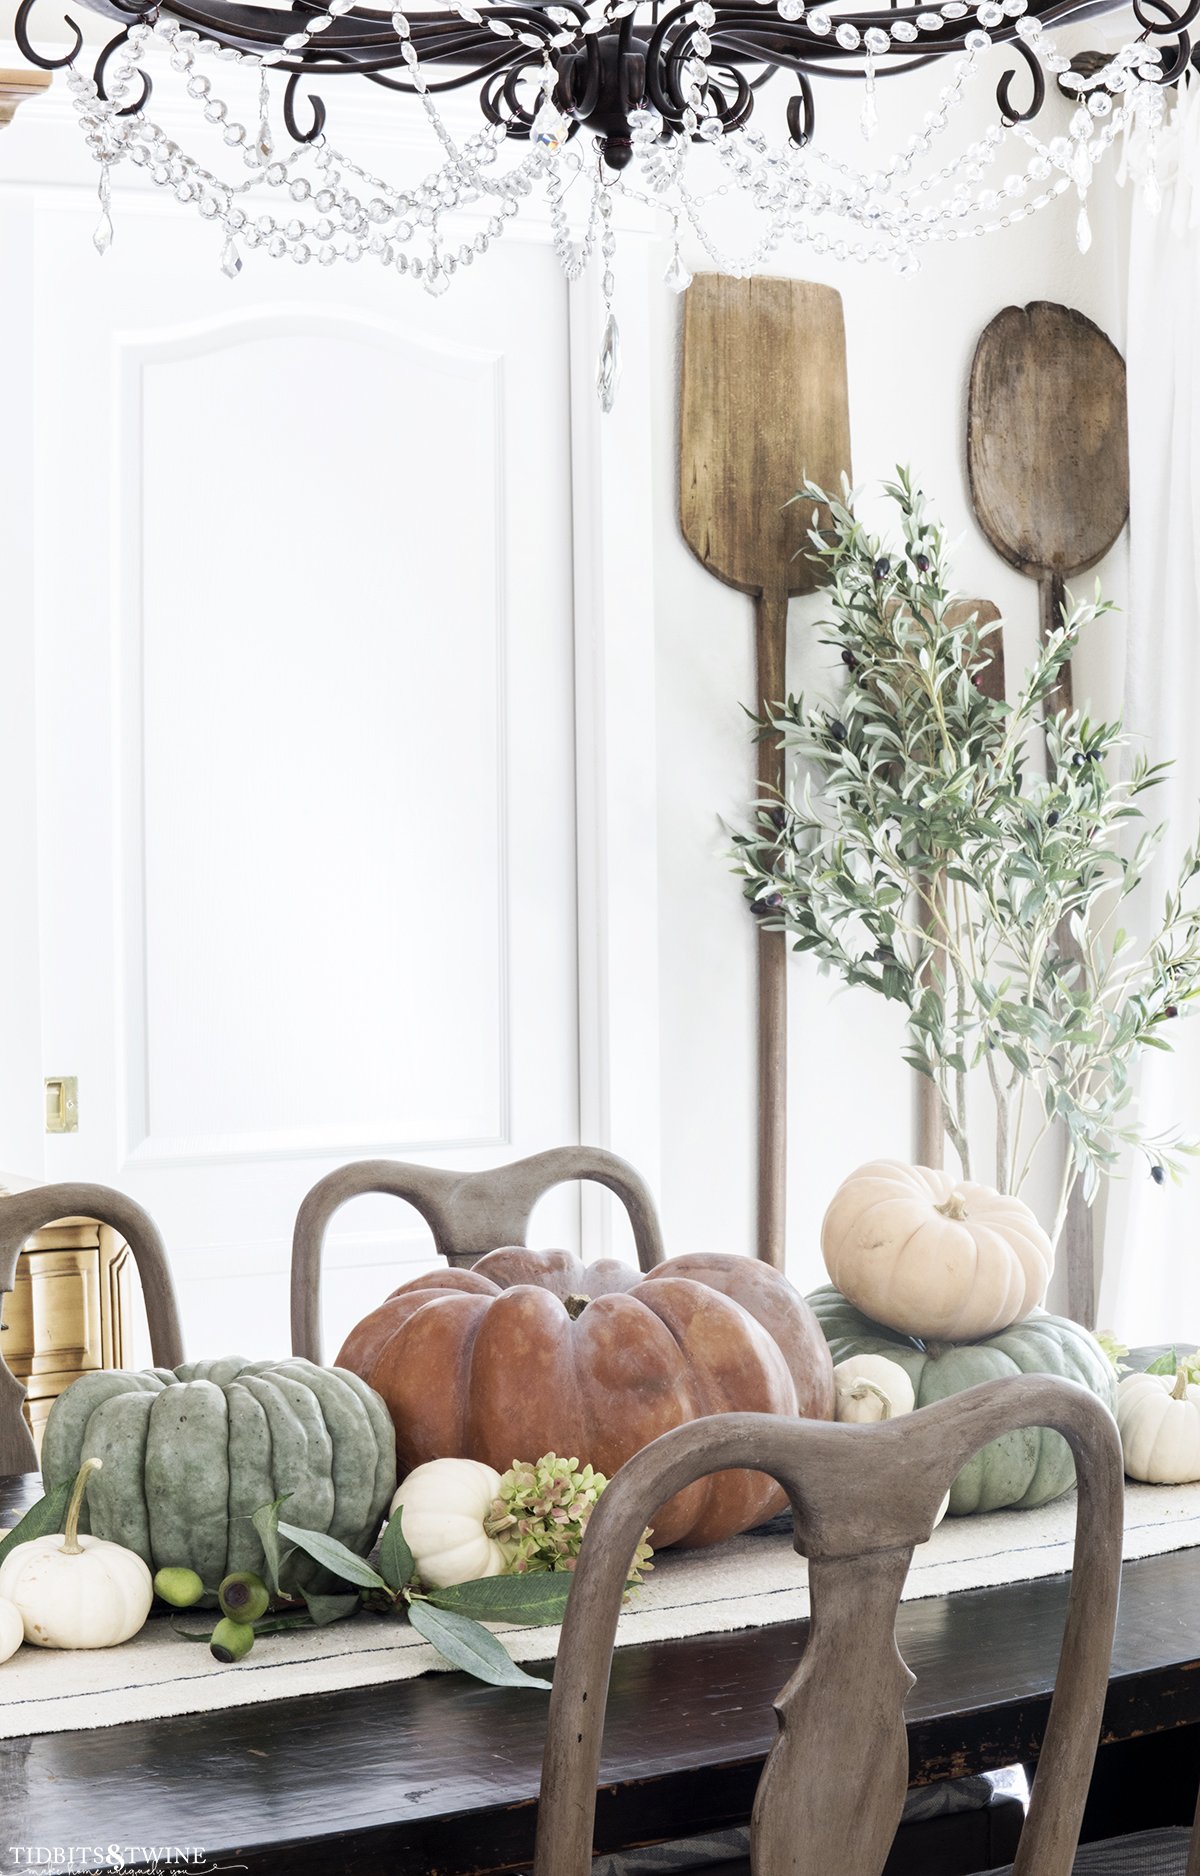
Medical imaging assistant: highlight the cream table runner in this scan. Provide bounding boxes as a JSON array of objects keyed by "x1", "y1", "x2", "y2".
[{"x1": 2, "y1": 1479, "x2": 1199, "y2": 1740}]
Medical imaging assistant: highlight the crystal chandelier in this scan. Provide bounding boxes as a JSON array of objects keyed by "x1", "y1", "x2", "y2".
[{"x1": 15, "y1": 0, "x2": 1181, "y2": 398}]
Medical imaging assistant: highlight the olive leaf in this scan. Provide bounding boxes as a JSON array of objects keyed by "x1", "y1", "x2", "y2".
[
  {"x1": 249, "y1": 1613, "x2": 322, "y2": 1637},
  {"x1": 377, "y1": 1506, "x2": 415, "y2": 1595},
  {"x1": 301, "y1": 1590, "x2": 361, "y2": 1627},
  {"x1": 1145, "y1": 1348, "x2": 1179, "y2": 1376},
  {"x1": 422, "y1": 1574, "x2": 574, "y2": 1627},
  {"x1": 1145, "y1": 1347, "x2": 1200, "y2": 1383},
  {"x1": 172, "y1": 1611, "x2": 319, "y2": 1644},
  {"x1": 0, "y1": 1482, "x2": 72, "y2": 1568},
  {"x1": 276, "y1": 1519, "x2": 390, "y2": 1593},
  {"x1": 251, "y1": 1495, "x2": 295, "y2": 1597},
  {"x1": 406, "y1": 1598, "x2": 553, "y2": 1691}
]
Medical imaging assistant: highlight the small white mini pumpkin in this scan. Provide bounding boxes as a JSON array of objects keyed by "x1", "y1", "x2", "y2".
[
  {"x1": 390, "y1": 1457, "x2": 512, "y2": 1589},
  {"x1": 833, "y1": 1354, "x2": 916, "y2": 1423},
  {"x1": 0, "y1": 1458, "x2": 153, "y2": 1649},
  {"x1": 0, "y1": 1597, "x2": 23, "y2": 1663},
  {"x1": 821, "y1": 1159, "x2": 1054, "y2": 1341},
  {"x1": 1117, "y1": 1367, "x2": 1200, "y2": 1484},
  {"x1": 833, "y1": 1353, "x2": 948, "y2": 1527}
]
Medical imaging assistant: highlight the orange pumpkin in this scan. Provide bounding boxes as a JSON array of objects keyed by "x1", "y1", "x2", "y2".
[{"x1": 335, "y1": 1249, "x2": 835, "y2": 1548}]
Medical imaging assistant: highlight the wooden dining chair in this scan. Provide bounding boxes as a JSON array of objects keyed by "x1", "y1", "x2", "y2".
[
  {"x1": 533, "y1": 1375, "x2": 1128, "y2": 1876},
  {"x1": 0, "y1": 1182, "x2": 184, "y2": 1472},
  {"x1": 291, "y1": 1145, "x2": 666, "y2": 1363}
]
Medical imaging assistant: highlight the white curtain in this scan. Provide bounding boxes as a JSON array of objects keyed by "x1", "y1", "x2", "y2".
[{"x1": 1098, "y1": 77, "x2": 1200, "y2": 1342}]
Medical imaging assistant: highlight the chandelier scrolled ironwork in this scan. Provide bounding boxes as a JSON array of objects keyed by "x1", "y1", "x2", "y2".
[{"x1": 13, "y1": 0, "x2": 1188, "y2": 398}]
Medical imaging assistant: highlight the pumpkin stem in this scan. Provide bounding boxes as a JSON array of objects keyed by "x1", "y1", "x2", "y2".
[
  {"x1": 934, "y1": 1192, "x2": 969, "y2": 1222},
  {"x1": 563, "y1": 1294, "x2": 592, "y2": 1320},
  {"x1": 1172, "y1": 1365, "x2": 1191, "y2": 1401},
  {"x1": 61, "y1": 1456, "x2": 102, "y2": 1557},
  {"x1": 845, "y1": 1380, "x2": 894, "y2": 1420}
]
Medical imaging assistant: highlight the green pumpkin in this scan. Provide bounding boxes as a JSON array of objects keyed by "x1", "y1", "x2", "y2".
[
  {"x1": 808, "y1": 1286, "x2": 1117, "y2": 1515},
  {"x1": 41, "y1": 1356, "x2": 396, "y2": 1590}
]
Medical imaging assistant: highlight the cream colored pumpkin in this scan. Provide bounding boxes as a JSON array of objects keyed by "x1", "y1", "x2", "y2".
[
  {"x1": 0, "y1": 1459, "x2": 152, "y2": 1650},
  {"x1": 833, "y1": 1354, "x2": 948, "y2": 1527},
  {"x1": 821, "y1": 1160, "x2": 1053, "y2": 1341},
  {"x1": 1117, "y1": 1367, "x2": 1200, "y2": 1484},
  {"x1": 833, "y1": 1354, "x2": 916, "y2": 1423},
  {"x1": 391, "y1": 1458, "x2": 512, "y2": 1590},
  {"x1": 0, "y1": 1598, "x2": 23, "y2": 1663}
]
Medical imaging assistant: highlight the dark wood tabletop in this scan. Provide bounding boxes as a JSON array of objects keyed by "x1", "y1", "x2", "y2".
[{"x1": 2, "y1": 1471, "x2": 1199, "y2": 1876}]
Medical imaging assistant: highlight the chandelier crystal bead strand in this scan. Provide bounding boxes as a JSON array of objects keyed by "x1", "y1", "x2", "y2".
[{"x1": 20, "y1": 0, "x2": 1186, "y2": 400}]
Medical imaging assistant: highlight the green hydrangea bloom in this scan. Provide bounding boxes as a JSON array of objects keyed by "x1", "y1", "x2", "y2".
[{"x1": 488, "y1": 1452, "x2": 653, "y2": 1582}]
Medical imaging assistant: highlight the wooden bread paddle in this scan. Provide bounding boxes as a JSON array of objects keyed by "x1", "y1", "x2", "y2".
[
  {"x1": 968, "y1": 302, "x2": 1128, "y2": 719},
  {"x1": 680, "y1": 275, "x2": 852, "y2": 1269},
  {"x1": 967, "y1": 300, "x2": 1129, "y2": 1327}
]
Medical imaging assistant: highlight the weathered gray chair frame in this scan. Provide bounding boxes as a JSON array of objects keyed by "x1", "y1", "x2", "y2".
[
  {"x1": 0, "y1": 1183, "x2": 185, "y2": 1473},
  {"x1": 291, "y1": 1146, "x2": 666, "y2": 1364},
  {"x1": 535, "y1": 1376, "x2": 1125, "y2": 1876}
]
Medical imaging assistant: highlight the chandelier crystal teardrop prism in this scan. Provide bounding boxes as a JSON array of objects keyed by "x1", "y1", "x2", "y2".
[{"x1": 16, "y1": 0, "x2": 1181, "y2": 305}]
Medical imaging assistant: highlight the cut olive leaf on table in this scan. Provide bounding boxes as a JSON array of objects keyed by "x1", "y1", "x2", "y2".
[
  {"x1": 251, "y1": 1495, "x2": 294, "y2": 1596},
  {"x1": 422, "y1": 1574, "x2": 574, "y2": 1626},
  {"x1": 407, "y1": 1598, "x2": 553, "y2": 1691},
  {"x1": 174, "y1": 1610, "x2": 320, "y2": 1644},
  {"x1": 377, "y1": 1508, "x2": 415, "y2": 1594},
  {"x1": 276, "y1": 1520, "x2": 391, "y2": 1593},
  {"x1": 0, "y1": 1482, "x2": 72, "y2": 1567},
  {"x1": 302, "y1": 1590, "x2": 361, "y2": 1627}
]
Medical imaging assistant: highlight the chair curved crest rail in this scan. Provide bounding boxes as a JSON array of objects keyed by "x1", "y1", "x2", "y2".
[
  {"x1": 0, "y1": 1182, "x2": 185, "y2": 1472},
  {"x1": 534, "y1": 1375, "x2": 1124, "y2": 1876},
  {"x1": 291, "y1": 1147, "x2": 667, "y2": 1364}
]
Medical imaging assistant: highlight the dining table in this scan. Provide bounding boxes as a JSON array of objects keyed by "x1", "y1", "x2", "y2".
[{"x1": 2, "y1": 1467, "x2": 1199, "y2": 1876}]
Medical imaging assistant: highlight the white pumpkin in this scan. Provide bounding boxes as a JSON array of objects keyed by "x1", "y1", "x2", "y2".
[
  {"x1": 0, "y1": 1597, "x2": 23, "y2": 1663},
  {"x1": 834, "y1": 1354, "x2": 917, "y2": 1423},
  {"x1": 1117, "y1": 1367, "x2": 1200, "y2": 1484},
  {"x1": 391, "y1": 1457, "x2": 512, "y2": 1589},
  {"x1": 0, "y1": 1459, "x2": 152, "y2": 1650},
  {"x1": 821, "y1": 1159, "x2": 1053, "y2": 1341},
  {"x1": 833, "y1": 1354, "x2": 948, "y2": 1527}
]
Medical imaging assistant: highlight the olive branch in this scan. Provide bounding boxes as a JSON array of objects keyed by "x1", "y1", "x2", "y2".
[{"x1": 730, "y1": 470, "x2": 1200, "y2": 1245}]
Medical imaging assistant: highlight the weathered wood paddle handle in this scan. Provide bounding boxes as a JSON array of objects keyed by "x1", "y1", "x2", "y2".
[
  {"x1": 757, "y1": 586, "x2": 789, "y2": 1268},
  {"x1": 1040, "y1": 572, "x2": 1073, "y2": 719}
]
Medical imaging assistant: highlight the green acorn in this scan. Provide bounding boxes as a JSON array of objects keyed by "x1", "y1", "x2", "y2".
[
  {"x1": 210, "y1": 1617, "x2": 255, "y2": 1663},
  {"x1": 153, "y1": 1566, "x2": 206, "y2": 1609},
  {"x1": 218, "y1": 1571, "x2": 270, "y2": 1624}
]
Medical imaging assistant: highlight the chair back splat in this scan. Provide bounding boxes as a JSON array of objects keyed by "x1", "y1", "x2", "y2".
[
  {"x1": 533, "y1": 1376, "x2": 1123, "y2": 1876},
  {"x1": 0, "y1": 1183, "x2": 184, "y2": 1473},
  {"x1": 291, "y1": 1146, "x2": 666, "y2": 1364}
]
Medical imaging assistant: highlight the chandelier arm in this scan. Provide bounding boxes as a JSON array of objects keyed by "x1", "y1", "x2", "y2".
[
  {"x1": 283, "y1": 67, "x2": 327, "y2": 139},
  {"x1": 94, "y1": 22, "x2": 154, "y2": 112},
  {"x1": 995, "y1": 35, "x2": 1044, "y2": 122},
  {"x1": 1152, "y1": 29, "x2": 1193, "y2": 79},
  {"x1": 15, "y1": 0, "x2": 84, "y2": 69},
  {"x1": 361, "y1": 46, "x2": 526, "y2": 90},
  {"x1": 479, "y1": 56, "x2": 574, "y2": 127},
  {"x1": 568, "y1": 30, "x2": 604, "y2": 116},
  {"x1": 785, "y1": 66, "x2": 815, "y2": 142},
  {"x1": 501, "y1": 55, "x2": 535, "y2": 115},
  {"x1": 1132, "y1": 0, "x2": 1200, "y2": 37},
  {"x1": 705, "y1": 28, "x2": 965, "y2": 81},
  {"x1": 708, "y1": 65, "x2": 754, "y2": 127}
]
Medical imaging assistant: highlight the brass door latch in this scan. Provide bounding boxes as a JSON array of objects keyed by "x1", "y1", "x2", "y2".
[{"x1": 45, "y1": 1077, "x2": 79, "y2": 1133}]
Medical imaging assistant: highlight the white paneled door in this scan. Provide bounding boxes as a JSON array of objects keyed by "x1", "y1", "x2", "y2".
[{"x1": 24, "y1": 172, "x2": 581, "y2": 1358}]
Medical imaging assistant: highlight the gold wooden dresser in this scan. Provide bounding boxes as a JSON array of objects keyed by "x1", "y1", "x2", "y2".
[{"x1": 0, "y1": 1215, "x2": 132, "y2": 1455}]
